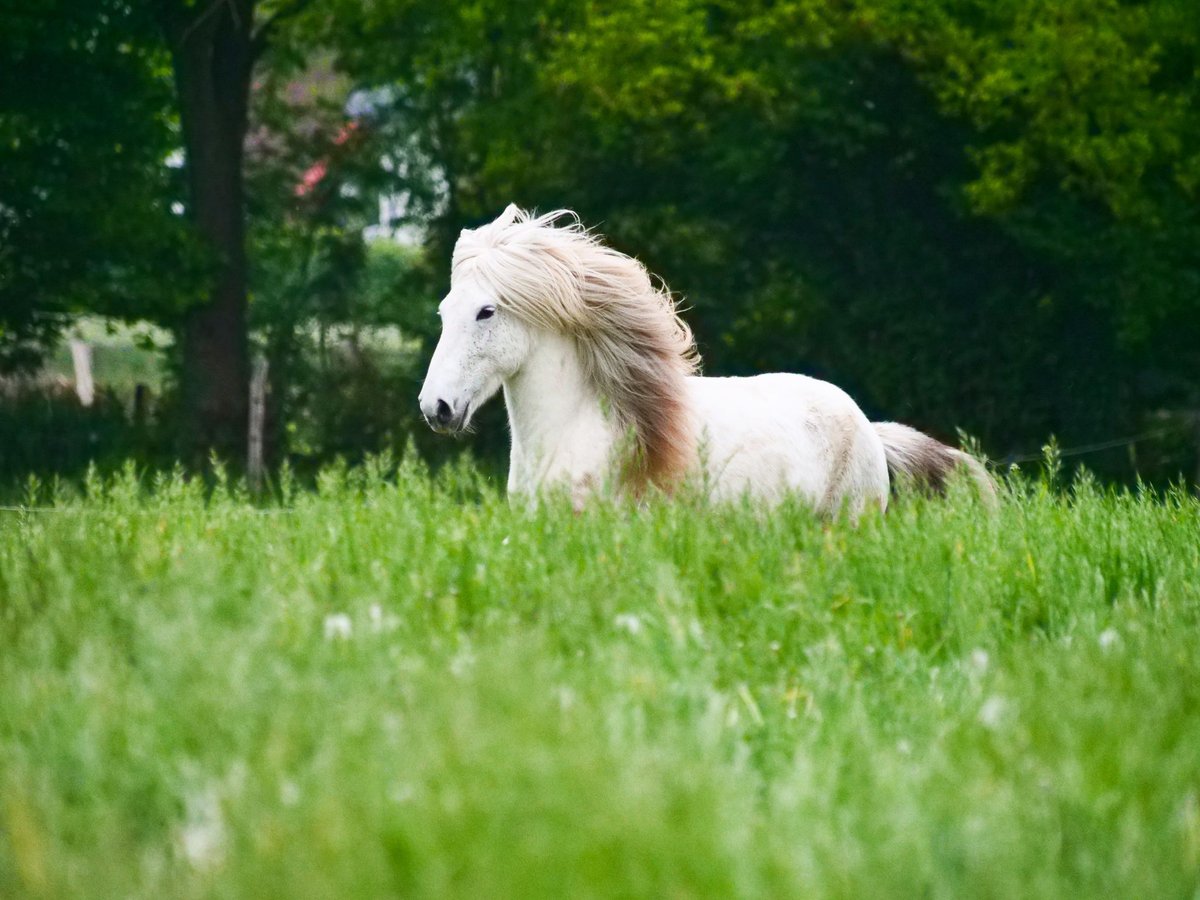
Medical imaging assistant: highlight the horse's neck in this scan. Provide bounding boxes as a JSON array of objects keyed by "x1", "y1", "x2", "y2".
[{"x1": 503, "y1": 331, "x2": 617, "y2": 497}]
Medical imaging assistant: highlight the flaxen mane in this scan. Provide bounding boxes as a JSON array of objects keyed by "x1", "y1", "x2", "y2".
[{"x1": 452, "y1": 205, "x2": 699, "y2": 490}]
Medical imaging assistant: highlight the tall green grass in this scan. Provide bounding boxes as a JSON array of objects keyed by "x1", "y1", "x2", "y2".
[{"x1": 1, "y1": 459, "x2": 1198, "y2": 898}]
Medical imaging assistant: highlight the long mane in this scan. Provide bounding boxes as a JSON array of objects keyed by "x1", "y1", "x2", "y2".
[{"x1": 452, "y1": 205, "x2": 700, "y2": 490}]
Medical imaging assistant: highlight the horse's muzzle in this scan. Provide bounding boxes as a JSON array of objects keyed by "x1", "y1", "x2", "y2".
[{"x1": 421, "y1": 397, "x2": 467, "y2": 434}]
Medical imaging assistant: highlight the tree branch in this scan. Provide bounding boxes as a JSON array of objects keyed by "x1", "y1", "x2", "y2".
[{"x1": 250, "y1": 0, "x2": 315, "y2": 59}]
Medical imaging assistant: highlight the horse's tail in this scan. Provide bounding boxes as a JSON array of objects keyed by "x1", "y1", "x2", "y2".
[{"x1": 872, "y1": 422, "x2": 997, "y2": 507}]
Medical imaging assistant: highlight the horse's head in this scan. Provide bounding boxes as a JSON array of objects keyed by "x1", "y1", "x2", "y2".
[{"x1": 418, "y1": 271, "x2": 531, "y2": 434}]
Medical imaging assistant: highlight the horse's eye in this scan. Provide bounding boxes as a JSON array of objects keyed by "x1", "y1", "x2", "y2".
[{"x1": 476, "y1": 306, "x2": 496, "y2": 321}]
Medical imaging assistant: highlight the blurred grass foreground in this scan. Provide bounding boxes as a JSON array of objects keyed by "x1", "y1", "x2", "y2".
[{"x1": 1, "y1": 460, "x2": 1198, "y2": 898}]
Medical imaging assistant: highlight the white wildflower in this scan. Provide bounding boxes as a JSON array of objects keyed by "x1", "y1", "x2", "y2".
[
  {"x1": 1097, "y1": 628, "x2": 1120, "y2": 651},
  {"x1": 970, "y1": 648, "x2": 990, "y2": 672},
  {"x1": 366, "y1": 603, "x2": 400, "y2": 633},
  {"x1": 179, "y1": 787, "x2": 225, "y2": 869},
  {"x1": 978, "y1": 695, "x2": 1007, "y2": 729},
  {"x1": 448, "y1": 647, "x2": 475, "y2": 677},
  {"x1": 323, "y1": 613, "x2": 352, "y2": 641},
  {"x1": 614, "y1": 613, "x2": 642, "y2": 635},
  {"x1": 279, "y1": 780, "x2": 301, "y2": 807}
]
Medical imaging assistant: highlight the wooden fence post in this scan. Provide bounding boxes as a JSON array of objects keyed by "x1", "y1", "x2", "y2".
[
  {"x1": 133, "y1": 384, "x2": 148, "y2": 428},
  {"x1": 248, "y1": 355, "x2": 269, "y2": 492},
  {"x1": 69, "y1": 340, "x2": 94, "y2": 407}
]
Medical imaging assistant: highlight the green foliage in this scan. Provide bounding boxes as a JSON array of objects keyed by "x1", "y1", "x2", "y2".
[
  {"x1": 1, "y1": 466, "x2": 1199, "y2": 895},
  {"x1": 246, "y1": 58, "x2": 377, "y2": 327},
  {"x1": 881, "y1": 0, "x2": 1197, "y2": 218},
  {"x1": 879, "y1": 0, "x2": 1200, "y2": 365},
  {"x1": 0, "y1": 384, "x2": 164, "y2": 484},
  {"x1": 241, "y1": 57, "x2": 451, "y2": 468},
  {"x1": 0, "y1": 1, "x2": 205, "y2": 370}
]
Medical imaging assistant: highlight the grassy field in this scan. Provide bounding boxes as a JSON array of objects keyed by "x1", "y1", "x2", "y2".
[{"x1": 1, "y1": 458, "x2": 1198, "y2": 898}]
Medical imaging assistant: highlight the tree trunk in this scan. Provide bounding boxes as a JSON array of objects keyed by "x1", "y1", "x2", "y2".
[{"x1": 163, "y1": 0, "x2": 257, "y2": 462}]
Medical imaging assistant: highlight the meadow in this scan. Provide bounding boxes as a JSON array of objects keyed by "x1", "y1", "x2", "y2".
[{"x1": 1, "y1": 457, "x2": 1198, "y2": 898}]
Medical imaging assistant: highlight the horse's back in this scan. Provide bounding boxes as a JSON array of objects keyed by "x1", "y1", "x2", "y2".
[{"x1": 686, "y1": 373, "x2": 888, "y2": 514}]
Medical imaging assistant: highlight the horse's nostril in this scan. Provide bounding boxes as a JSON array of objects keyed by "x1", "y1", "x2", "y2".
[{"x1": 435, "y1": 399, "x2": 453, "y2": 424}]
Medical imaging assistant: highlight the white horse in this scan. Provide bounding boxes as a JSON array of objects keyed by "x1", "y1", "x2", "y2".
[{"x1": 419, "y1": 205, "x2": 993, "y2": 514}]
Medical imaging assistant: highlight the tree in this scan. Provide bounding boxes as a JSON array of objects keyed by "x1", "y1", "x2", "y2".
[
  {"x1": 2, "y1": 0, "x2": 322, "y2": 462},
  {"x1": 0, "y1": 1, "x2": 199, "y2": 371},
  {"x1": 154, "y1": 0, "x2": 319, "y2": 460}
]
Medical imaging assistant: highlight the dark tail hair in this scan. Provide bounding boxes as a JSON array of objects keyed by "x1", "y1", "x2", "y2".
[{"x1": 873, "y1": 422, "x2": 996, "y2": 506}]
